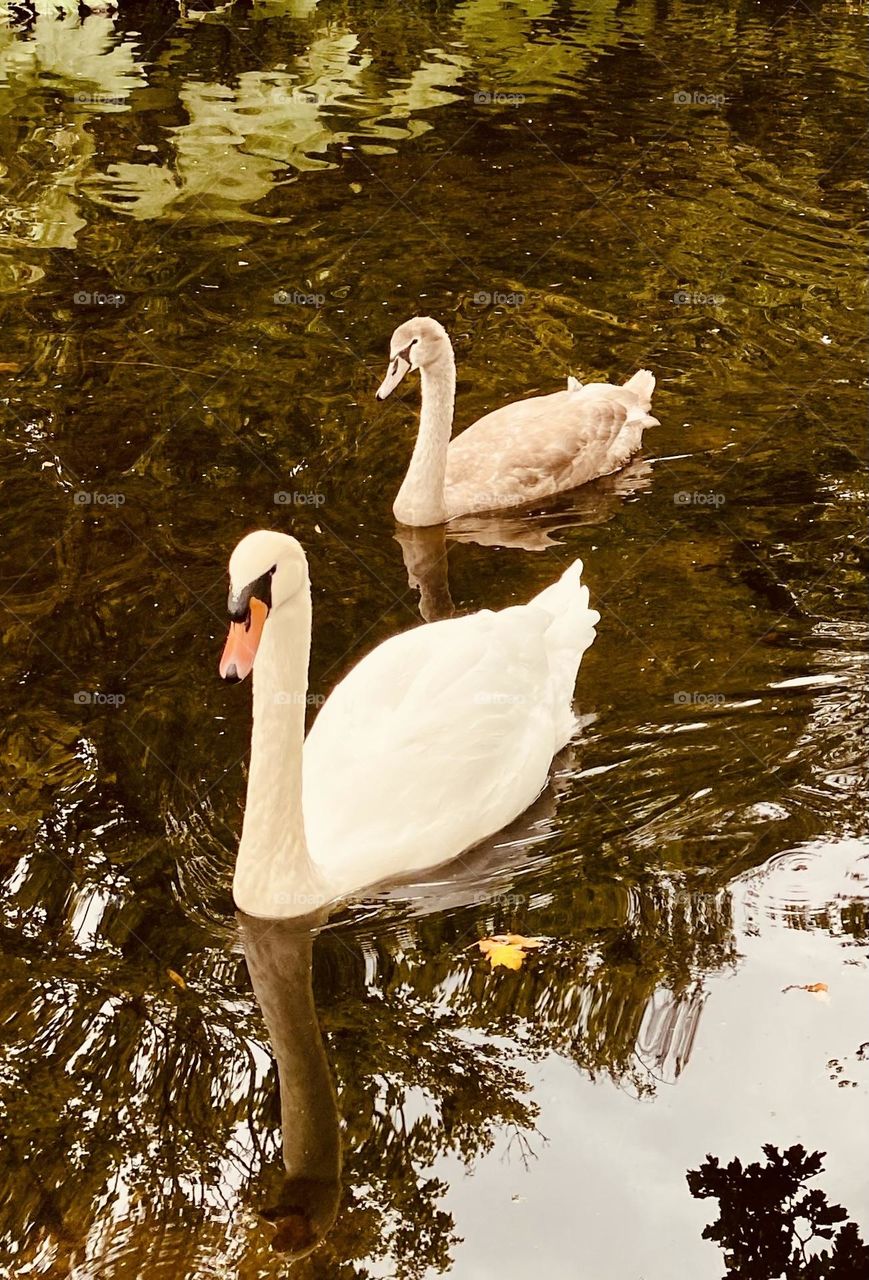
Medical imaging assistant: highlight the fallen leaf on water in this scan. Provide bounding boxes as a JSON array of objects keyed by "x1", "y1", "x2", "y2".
[
  {"x1": 167, "y1": 969, "x2": 187, "y2": 990},
  {"x1": 782, "y1": 981, "x2": 828, "y2": 995},
  {"x1": 477, "y1": 934, "x2": 543, "y2": 971},
  {"x1": 0, "y1": 362, "x2": 20, "y2": 373}
]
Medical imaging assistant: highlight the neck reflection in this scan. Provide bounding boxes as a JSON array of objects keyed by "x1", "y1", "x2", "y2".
[{"x1": 239, "y1": 909, "x2": 341, "y2": 1257}]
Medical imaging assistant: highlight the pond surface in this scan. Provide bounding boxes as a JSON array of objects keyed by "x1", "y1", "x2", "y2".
[{"x1": 1, "y1": 1, "x2": 867, "y2": 1276}]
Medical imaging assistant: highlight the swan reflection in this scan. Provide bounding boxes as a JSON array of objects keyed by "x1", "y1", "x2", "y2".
[
  {"x1": 238, "y1": 864, "x2": 719, "y2": 1257},
  {"x1": 239, "y1": 909, "x2": 341, "y2": 1257},
  {"x1": 396, "y1": 457, "x2": 654, "y2": 621}
]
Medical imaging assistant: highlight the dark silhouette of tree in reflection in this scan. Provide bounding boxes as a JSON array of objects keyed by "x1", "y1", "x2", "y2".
[
  {"x1": 0, "y1": 872, "x2": 734, "y2": 1278},
  {"x1": 687, "y1": 1145, "x2": 869, "y2": 1278}
]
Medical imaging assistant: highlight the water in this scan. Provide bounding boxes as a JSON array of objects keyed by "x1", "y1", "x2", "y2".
[{"x1": 1, "y1": 1, "x2": 867, "y2": 1276}]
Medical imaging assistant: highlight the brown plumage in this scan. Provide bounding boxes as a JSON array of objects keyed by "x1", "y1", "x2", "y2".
[{"x1": 376, "y1": 317, "x2": 658, "y2": 527}]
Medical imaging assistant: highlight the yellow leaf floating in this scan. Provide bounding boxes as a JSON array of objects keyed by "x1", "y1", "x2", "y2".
[
  {"x1": 167, "y1": 969, "x2": 187, "y2": 990},
  {"x1": 477, "y1": 934, "x2": 543, "y2": 971},
  {"x1": 480, "y1": 941, "x2": 524, "y2": 970}
]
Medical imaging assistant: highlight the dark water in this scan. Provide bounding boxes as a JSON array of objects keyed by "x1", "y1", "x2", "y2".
[{"x1": 1, "y1": 1, "x2": 867, "y2": 1276}]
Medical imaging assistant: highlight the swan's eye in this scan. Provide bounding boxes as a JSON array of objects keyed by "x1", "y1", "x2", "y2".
[
  {"x1": 392, "y1": 338, "x2": 419, "y2": 368},
  {"x1": 227, "y1": 568, "x2": 274, "y2": 620}
]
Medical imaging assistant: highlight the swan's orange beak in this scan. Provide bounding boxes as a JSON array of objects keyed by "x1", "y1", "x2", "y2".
[{"x1": 220, "y1": 598, "x2": 268, "y2": 683}]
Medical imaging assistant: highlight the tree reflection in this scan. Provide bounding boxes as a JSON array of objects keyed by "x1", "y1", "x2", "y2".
[
  {"x1": 0, "y1": 0, "x2": 866, "y2": 1274},
  {"x1": 0, "y1": 866, "x2": 737, "y2": 1275},
  {"x1": 687, "y1": 1144, "x2": 869, "y2": 1279}
]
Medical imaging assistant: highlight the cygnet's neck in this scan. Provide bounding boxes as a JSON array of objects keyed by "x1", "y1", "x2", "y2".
[{"x1": 393, "y1": 346, "x2": 456, "y2": 527}]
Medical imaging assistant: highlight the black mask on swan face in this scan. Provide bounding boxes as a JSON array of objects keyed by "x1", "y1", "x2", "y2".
[
  {"x1": 219, "y1": 532, "x2": 307, "y2": 682},
  {"x1": 375, "y1": 316, "x2": 449, "y2": 400}
]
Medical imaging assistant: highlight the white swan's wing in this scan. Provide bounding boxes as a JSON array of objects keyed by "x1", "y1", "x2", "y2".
[{"x1": 302, "y1": 573, "x2": 595, "y2": 889}]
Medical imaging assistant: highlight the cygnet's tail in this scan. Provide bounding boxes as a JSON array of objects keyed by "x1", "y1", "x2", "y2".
[{"x1": 622, "y1": 368, "x2": 656, "y2": 415}]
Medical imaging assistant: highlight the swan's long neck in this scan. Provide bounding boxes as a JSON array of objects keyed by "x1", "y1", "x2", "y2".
[
  {"x1": 233, "y1": 583, "x2": 328, "y2": 917},
  {"x1": 393, "y1": 346, "x2": 456, "y2": 527}
]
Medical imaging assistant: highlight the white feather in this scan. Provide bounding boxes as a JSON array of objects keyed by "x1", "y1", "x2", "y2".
[{"x1": 303, "y1": 561, "x2": 598, "y2": 889}]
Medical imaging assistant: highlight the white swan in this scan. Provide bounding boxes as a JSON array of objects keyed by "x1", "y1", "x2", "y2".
[
  {"x1": 219, "y1": 530, "x2": 599, "y2": 918},
  {"x1": 376, "y1": 316, "x2": 659, "y2": 527}
]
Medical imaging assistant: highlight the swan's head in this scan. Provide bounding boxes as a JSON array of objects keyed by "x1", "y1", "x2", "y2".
[
  {"x1": 375, "y1": 316, "x2": 450, "y2": 400},
  {"x1": 219, "y1": 530, "x2": 308, "y2": 683}
]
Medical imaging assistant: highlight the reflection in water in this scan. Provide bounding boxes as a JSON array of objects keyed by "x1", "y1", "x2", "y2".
[
  {"x1": 687, "y1": 1145, "x2": 869, "y2": 1278},
  {"x1": 444, "y1": 457, "x2": 656, "y2": 550},
  {"x1": 0, "y1": 8, "x2": 145, "y2": 262},
  {"x1": 396, "y1": 459, "x2": 655, "y2": 619},
  {"x1": 0, "y1": 845, "x2": 734, "y2": 1273},
  {"x1": 239, "y1": 911, "x2": 341, "y2": 1257},
  {"x1": 739, "y1": 837, "x2": 869, "y2": 937},
  {"x1": 0, "y1": 0, "x2": 866, "y2": 1273},
  {"x1": 636, "y1": 984, "x2": 705, "y2": 1084},
  {"x1": 394, "y1": 523, "x2": 454, "y2": 622},
  {"x1": 237, "y1": 879, "x2": 728, "y2": 1263}
]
